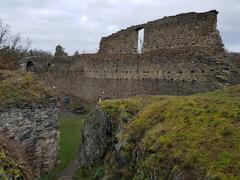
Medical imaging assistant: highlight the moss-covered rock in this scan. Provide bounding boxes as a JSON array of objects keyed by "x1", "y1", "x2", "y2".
[{"x1": 80, "y1": 85, "x2": 240, "y2": 179}]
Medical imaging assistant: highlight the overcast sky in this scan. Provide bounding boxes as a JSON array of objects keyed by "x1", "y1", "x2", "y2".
[{"x1": 0, "y1": 0, "x2": 239, "y2": 54}]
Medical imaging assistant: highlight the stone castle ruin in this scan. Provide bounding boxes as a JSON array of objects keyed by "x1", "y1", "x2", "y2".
[
  {"x1": 21, "y1": 10, "x2": 240, "y2": 102},
  {"x1": 99, "y1": 10, "x2": 223, "y2": 54}
]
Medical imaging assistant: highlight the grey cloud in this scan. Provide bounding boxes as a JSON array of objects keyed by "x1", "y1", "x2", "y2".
[{"x1": 0, "y1": 0, "x2": 239, "y2": 53}]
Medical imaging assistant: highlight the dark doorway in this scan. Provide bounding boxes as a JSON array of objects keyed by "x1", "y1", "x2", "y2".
[{"x1": 26, "y1": 61, "x2": 34, "y2": 72}]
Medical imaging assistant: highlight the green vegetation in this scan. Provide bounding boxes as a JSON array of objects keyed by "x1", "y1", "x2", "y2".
[
  {"x1": 0, "y1": 150, "x2": 26, "y2": 179},
  {"x1": 0, "y1": 70, "x2": 53, "y2": 106},
  {"x1": 41, "y1": 114, "x2": 84, "y2": 180},
  {"x1": 73, "y1": 164, "x2": 105, "y2": 180},
  {"x1": 98, "y1": 85, "x2": 240, "y2": 179}
]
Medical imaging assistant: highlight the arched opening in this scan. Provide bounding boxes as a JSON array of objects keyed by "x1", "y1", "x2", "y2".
[{"x1": 26, "y1": 61, "x2": 34, "y2": 72}]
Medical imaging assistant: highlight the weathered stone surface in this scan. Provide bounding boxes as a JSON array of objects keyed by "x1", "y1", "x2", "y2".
[
  {"x1": 21, "y1": 49, "x2": 240, "y2": 103},
  {"x1": 0, "y1": 99, "x2": 59, "y2": 177},
  {"x1": 79, "y1": 106, "x2": 111, "y2": 167},
  {"x1": 99, "y1": 10, "x2": 223, "y2": 54},
  {"x1": 0, "y1": 71, "x2": 60, "y2": 177}
]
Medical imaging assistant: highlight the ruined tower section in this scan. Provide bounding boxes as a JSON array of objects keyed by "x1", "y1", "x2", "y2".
[
  {"x1": 99, "y1": 10, "x2": 224, "y2": 54},
  {"x1": 144, "y1": 10, "x2": 223, "y2": 53},
  {"x1": 99, "y1": 26, "x2": 140, "y2": 54}
]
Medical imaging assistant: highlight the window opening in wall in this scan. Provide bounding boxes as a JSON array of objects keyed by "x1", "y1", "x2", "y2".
[{"x1": 137, "y1": 27, "x2": 144, "y2": 54}]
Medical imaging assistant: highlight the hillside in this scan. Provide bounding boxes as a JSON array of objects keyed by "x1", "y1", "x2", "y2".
[{"x1": 79, "y1": 85, "x2": 240, "y2": 179}]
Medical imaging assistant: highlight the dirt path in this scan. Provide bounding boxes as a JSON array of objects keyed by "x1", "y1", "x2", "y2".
[
  {"x1": 57, "y1": 155, "x2": 79, "y2": 180},
  {"x1": 57, "y1": 110, "x2": 83, "y2": 180}
]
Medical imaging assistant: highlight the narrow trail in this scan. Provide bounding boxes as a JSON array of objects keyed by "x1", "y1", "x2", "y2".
[
  {"x1": 57, "y1": 154, "x2": 79, "y2": 180},
  {"x1": 56, "y1": 110, "x2": 84, "y2": 180}
]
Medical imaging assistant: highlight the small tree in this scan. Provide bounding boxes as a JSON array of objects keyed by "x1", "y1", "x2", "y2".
[
  {"x1": 74, "y1": 50, "x2": 79, "y2": 56},
  {"x1": 54, "y1": 44, "x2": 68, "y2": 57}
]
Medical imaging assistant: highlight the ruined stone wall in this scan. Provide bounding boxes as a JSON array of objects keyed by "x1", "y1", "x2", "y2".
[
  {"x1": 26, "y1": 48, "x2": 239, "y2": 103},
  {"x1": 0, "y1": 99, "x2": 59, "y2": 177},
  {"x1": 229, "y1": 53, "x2": 240, "y2": 69},
  {"x1": 99, "y1": 26, "x2": 139, "y2": 54},
  {"x1": 19, "y1": 10, "x2": 240, "y2": 103},
  {"x1": 99, "y1": 10, "x2": 224, "y2": 54}
]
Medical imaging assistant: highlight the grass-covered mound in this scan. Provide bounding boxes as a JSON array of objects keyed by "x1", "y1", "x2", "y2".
[
  {"x1": 0, "y1": 70, "x2": 53, "y2": 106},
  {"x1": 99, "y1": 85, "x2": 240, "y2": 179}
]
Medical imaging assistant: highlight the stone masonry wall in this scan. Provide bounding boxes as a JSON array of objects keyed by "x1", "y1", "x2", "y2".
[
  {"x1": 99, "y1": 27, "x2": 139, "y2": 54},
  {"x1": 99, "y1": 10, "x2": 223, "y2": 54},
  {"x1": 0, "y1": 99, "x2": 59, "y2": 177},
  {"x1": 19, "y1": 10, "x2": 240, "y2": 103},
  {"x1": 25, "y1": 48, "x2": 240, "y2": 103}
]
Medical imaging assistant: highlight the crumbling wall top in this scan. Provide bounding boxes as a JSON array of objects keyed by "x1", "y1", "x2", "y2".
[{"x1": 98, "y1": 10, "x2": 223, "y2": 54}]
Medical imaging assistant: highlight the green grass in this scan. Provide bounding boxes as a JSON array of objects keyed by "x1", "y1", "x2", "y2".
[
  {"x1": 0, "y1": 70, "x2": 53, "y2": 106},
  {"x1": 98, "y1": 85, "x2": 240, "y2": 179},
  {"x1": 41, "y1": 114, "x2": 84, "y2": 180},
  {"x1": 73, "y1": 164, "x2": 105, "y2": 180}
]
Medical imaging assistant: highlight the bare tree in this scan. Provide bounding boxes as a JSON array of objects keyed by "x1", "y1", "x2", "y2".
[
  {"x1": 0, "y1": 20, "x2": 10, "y2": 48},
  {"x1": 0, "y1": 19, "x2": 31, "y2": 69},
  {"x1": 29, "y1": 48, "x2": 52, "y2": 57}
]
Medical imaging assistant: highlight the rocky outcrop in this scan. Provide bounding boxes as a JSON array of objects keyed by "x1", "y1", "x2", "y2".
[
  {"x1": 79, "y1": 106, "x2": 114, "y2": 167},
  {"x1": 0, "y1": 70, "x2": 60, "y2": 177},
  {"x1": 0, "y1": 100, "x2": 59, "y2": 177}
]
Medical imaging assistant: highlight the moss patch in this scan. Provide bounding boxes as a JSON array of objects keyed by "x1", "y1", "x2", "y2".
[
  {"x1": 0, "y1": 150, "x2": 26, "y2": 179},
  {"x1": 0, "y1": 70, "x2": 53, "y2": 107},
  {"x1": 98, "y1": 85, "x2": 240, "y2": 179}
]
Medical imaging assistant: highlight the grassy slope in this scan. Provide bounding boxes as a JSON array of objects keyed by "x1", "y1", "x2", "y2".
[
  {"x1": 41, "y1": 114, "x2": 84, "y2": 180},
  {"x1": 99, "y1": 85, "x2": 240, "y2": 179},
  {"x1": 0, "y1": 70, "x2": 53, "y2": 106}
]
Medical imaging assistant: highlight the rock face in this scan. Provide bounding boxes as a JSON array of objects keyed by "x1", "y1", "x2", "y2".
[
  {"x1": 0, "y1": 70, "x2": 60, "y2": 177},
  {"x1": 0, "y1": 101, "x2": 59, "y2": 176},
  {"x1": 79, "y1": 106, "x2": 113, "y2": 167}
]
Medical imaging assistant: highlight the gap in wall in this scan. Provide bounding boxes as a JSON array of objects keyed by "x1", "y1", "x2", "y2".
[{"x1": 137, "y1": 28, "x2": 144, "y2": 53}]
